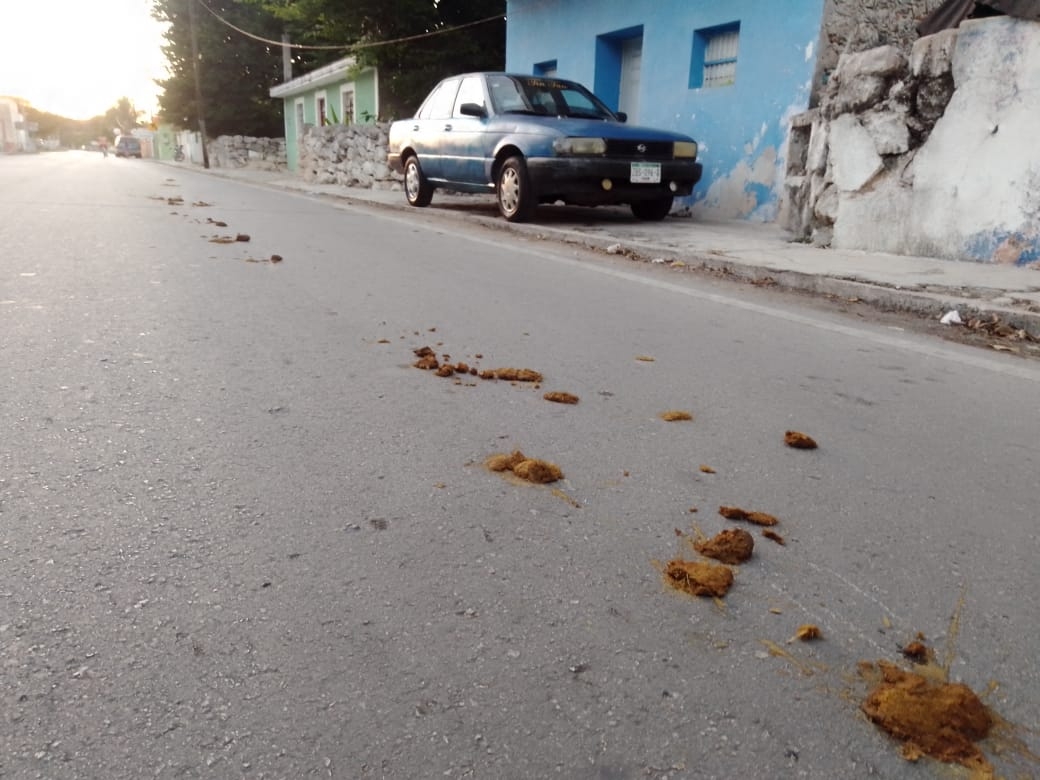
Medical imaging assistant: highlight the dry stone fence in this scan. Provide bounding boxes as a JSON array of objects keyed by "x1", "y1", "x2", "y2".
[{"x1": 297, "y1": 122, "x2": 402, "y2": 190}]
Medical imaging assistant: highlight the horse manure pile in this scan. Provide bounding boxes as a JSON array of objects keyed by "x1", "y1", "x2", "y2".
[
  {"x1": 543, "y1": 391, "x2": 579, "y2": 404},
  {"x1": 719, "y1": 506, "x2": 779, "y2": 527},
  {"x1": 661, "y1": 559, "x2": 734, "y2": 598},
  {"x1": 486, "y1": 450, "x2": 562, "y2": 484},
  {"x1": 659, "y1": 410, "x2": 693, "y2": 421},
  {"x1": 860, "y1": 661, "x2": 994, "y2": 772},
  {"x1": 693, "y1": 528, "x2": 754, "y2": 564},
  {"x1": 784, "y1": 430, "x2": 818, "y2": 449}
]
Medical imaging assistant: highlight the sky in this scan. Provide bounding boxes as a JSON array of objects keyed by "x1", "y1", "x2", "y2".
[{"x1": 0, "y1": 0, "x2": 169, "y2": 119}]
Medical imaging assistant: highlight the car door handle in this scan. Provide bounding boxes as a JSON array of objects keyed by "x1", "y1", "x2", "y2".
[
  {"x1": 444, "y1": 124, "x2": 453, "y2": 131},
  {"x1": 412, "y1": 124, "x2": 420, "y2": 131}
]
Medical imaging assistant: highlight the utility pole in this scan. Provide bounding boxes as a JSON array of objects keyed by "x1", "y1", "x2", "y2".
[
  {"x1": 282, "y1": 32, "x2": 293, "y2": 82},
  {"x1": 187, "y1": 0, "x2": 210, "y2": 168}
]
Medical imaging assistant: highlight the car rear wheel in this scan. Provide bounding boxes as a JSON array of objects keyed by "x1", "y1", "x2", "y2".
[
  {"x1": 497, "y1": 156, "x2": 536, "y2": 222},
  {"x1": 630, "y1": 196, "x2": 674, "y2": 221},
  {"x1": 404, "y1": 155, "x2": 433, "y2": 207}
]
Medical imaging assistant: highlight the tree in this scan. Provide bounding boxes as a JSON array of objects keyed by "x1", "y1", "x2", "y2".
[
  {"x1": 152, "y1": 0, "x2": 295, "y2": 136},
  {"x1": 105, "y1": 97, "x2": 144, "y2": 134},
  {"x1": 242, "y1": 0, "x2": 506, "y2": 118},
  {"x1": 152, "y1": 0, "x2": 505, "y2": 135}
]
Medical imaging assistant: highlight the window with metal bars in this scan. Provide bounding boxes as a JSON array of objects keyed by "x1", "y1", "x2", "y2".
[{"x1": 690, "y1": 22, "x2": 740, "y2": 89}]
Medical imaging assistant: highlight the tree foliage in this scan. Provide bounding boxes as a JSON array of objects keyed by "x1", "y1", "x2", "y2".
[
  {"x1": 24, "y1": 98, "x2": 143, "y2": 149},
  {"x1": 152, "y1": 0, "x2": 294, "y2": 136},
  {"x1": 152, "y1": 0, "x2": 505, "y2": 136},
  {"x1": 250, "y1": 0, "x2": 506, "y2": 118}
]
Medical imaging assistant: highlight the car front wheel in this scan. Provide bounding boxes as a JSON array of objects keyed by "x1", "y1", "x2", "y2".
[
  {"x1": 630, "y1": 196, "x2": 674, "y2": 221},
  {"x1": 404, "y1": 156, "x2": 433, "y2": 207},
  {"x1": 496, "y1": 156, "x2": 536, "y2": 222}
]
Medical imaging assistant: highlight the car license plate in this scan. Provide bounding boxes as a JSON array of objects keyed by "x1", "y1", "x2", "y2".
[{"x1": 630, "y1": 162, "x2": 661, "y2": 183}]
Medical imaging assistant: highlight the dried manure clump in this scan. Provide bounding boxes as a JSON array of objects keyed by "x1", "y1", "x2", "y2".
[
  {"x1": 480, "y1": 368, "x2": 543, "y2": 382},
  {"x1": 513, "y1": 459, "x2": 563, "y2": 484},
  {"x1": 792, "y1": 624, "x2": 822, "y2": 642},
  {"x1": 659, "y1": 410, "x2": 693, "y2": 422},
  {"x1": 544, "y1": 391, "x2": 579, "y2": 404},
  {"x1": 698, "y1": 464, "x2": 716, "y2": 474},
  {"x1": 785, "y1": 430, "x2": 818, "y2": 449},
  {"x1": 902, "y1": 640, "x2": 931, "y2": 664},
  {"x1": 662, "y1": 559, "x2": 734, "y2": 598},
  {"x1": 693, "y1": 528, "x2": 754, "y2": 564},
  {"x1": 761, "y1": 529, "x2": 786, "y2": 545},
  {"x1": 861, "y1": 661, "x2": 993, "y2": 770},
  {"x1": 719, "y1": 506, "x2": 779, "y2": 526},
  {"x1": 485, "y1": 450, "x2": 563, "y2": 484},
  {"x1": 486, "y1": 451, "x2": 526, "y2": 472}
]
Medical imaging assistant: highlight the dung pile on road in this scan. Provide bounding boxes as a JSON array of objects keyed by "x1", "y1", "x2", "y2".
[
  {"x1": 486, "y1": 450, "x2": 563, "y2": 484},
  {"x1": 860, "y1": 661, "x2": 994, "y2": 771}
]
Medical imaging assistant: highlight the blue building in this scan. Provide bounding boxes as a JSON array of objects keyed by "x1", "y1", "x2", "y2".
[{"x1": 505, "y1": 0, "x2": 926, "y2": 220}]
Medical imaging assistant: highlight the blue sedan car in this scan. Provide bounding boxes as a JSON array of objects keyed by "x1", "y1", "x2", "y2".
[{"x1": 387, "y1": 73, "x2": 704, "y2": 222}]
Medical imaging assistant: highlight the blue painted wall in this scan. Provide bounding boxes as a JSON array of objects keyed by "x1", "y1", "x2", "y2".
[{"x1": 505, "y1": 0, "x2": 825, "y2": 220}]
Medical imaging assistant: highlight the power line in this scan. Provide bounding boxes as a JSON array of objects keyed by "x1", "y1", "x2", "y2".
[{"x1": 194, "y1": 0, "x2": 504, "y2": 52}]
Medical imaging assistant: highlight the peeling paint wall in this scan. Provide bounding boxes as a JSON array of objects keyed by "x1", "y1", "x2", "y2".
[{"x1": 506, "y1": 0, "x2": 826, "y2": 220}]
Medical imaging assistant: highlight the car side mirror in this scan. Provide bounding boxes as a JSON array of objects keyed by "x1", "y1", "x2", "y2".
[
  {"x1": 615, "y1": 111, "x2": 628, "y2": 123},
  {"x1": 460, "y1": 102, "x2": 487, "y2": 118}
]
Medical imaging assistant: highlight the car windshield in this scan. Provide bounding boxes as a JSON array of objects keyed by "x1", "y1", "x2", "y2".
[{"x1": 487, "y1": 75, "x2": 615, "y2": 120}]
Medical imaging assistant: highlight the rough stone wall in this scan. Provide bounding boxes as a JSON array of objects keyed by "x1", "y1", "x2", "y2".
[
  {"x1": 297, "y1": 123, "x2": 402, "y2": 190},
  {"x1": 783, "y1": 34, "x2": 956, "y2": 246},
  {"x1": 209, "y1": 135, "x2": 288, "y2": 172},
  {"x1": 784, "y1": 16, "x2": 1040, "y2": 265},
  {"x1": 813, "y1": 0, "x2": 946, "y2": 105}
]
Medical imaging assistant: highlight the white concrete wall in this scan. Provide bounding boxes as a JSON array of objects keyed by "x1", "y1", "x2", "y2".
[{"x1": 907, "y1": 16, "x2": 1040, "y2": 264}]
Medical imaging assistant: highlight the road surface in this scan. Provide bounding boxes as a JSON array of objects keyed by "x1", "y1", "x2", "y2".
[{"x1": 2, "y1": 152, "x2": 1038, "y2": 779}]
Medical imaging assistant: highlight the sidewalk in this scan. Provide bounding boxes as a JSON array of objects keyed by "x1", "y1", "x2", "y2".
[{"x1": 201, "y1": 165, "x2": 1040, "y2": 336}]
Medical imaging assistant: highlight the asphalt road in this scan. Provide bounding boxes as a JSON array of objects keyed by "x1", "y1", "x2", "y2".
[{"x1": 2, "y1": 152, "x2": 1038, "y2": 780}]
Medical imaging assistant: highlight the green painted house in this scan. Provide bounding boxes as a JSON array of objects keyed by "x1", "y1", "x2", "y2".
[{"x1": 269, "y1": 56, "x2": 380, "y2": 171}]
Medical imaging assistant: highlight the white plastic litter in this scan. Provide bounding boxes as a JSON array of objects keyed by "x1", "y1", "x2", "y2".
[
  {"x1": 940, "y1": 310, "x2": 963, "y2": 325},
  {"x1": 606, "y1": 243, "x2": 623, "y2": 254}
]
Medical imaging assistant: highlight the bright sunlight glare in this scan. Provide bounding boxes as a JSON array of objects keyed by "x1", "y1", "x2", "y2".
[{"x1": 0, "y1": 0, "x2": 168, "y2": 119}]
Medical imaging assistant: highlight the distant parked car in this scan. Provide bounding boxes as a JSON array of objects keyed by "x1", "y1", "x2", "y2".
[
  {"x1": 387, "y1": 72, "x2": 703, "y2": 222},
  {"x1": 114, "y1": 136, "x2": 142, "y2": 158}
]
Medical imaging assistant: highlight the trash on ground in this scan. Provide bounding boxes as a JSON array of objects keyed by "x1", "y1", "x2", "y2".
[
  {"x1": 544, "y1": 391, "x2": 579, "y2": 404},
  {"x1": 860, "y1": 660, "x2": 993, "y2": 771},
  {"x1": 660, "y1": 410, "x2": 693, "y2": 421},
  {"x1": 661, "y1": 559, "x2": 734, "y2": 598},
  {"x1": 692, "y1": 528, "x2": 754, "y2": 564},
  {"x1": 635, "y1": 355, "x2": 655, "y2": 362},
  {"x1": 784, "y1": 430, "x2": 818, "y2": 449},
  {"x1": 699, "y1": 464, "x2": 716, "y2": 474},
  {"x1": 719, "y1": 506, "x2": 779, "y2": 526},
  {"x1": 208, "y1": 236, "x2": 235, "y2": 243},
  {"x1": 606, "y1": 243, "x2": 623, "y2": 254},
  {"x1": 486, "y1": 450, "x2": 562, "y2": 484},
  {"x1": 940, "y1": 310, "x2": 963, "y2": 325}
]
